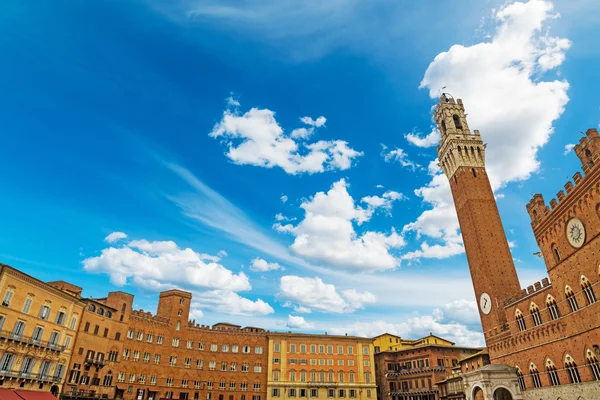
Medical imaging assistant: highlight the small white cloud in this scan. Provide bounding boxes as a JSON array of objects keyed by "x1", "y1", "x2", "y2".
[
  {"x1": 564, "y1": 143, "x2": 575, "y2": 155},
  {"x1": 294, "y1": 305, "x2": 312, "y2": 314},
  {"x1": 405, "y1": 129, "x2": 441, "y2": 148},
  {"x1": 376, "y1": 184, "x2": 384, "y2": 189},
  {"x1": 189, "y1": 308, "x2": 204, "y2": 320},
  {"x1": 279, "y1": 276, "x2": 376, "y2": 313},
  {"x1": 280, "y1": 194, "x2": 288, "y2": 203},
  {"x1": 192, "y1": 290, "x2": 274, "y2": 316},
  {"x1": 381, "y1": 144, "x2": 420, "y2": 171},
  {"x1": 300, "y1": 116, "x2": 327, "y2": 127},
  {"x1": 217, "y1": 250, "x2": 228, "y2": 258},
  {"x1": 286, "y1": 315, "x2": 315, "y2": 329},
  {"x1": 508, "y1": 241, "x2": 516, "y2": 248},
  {"x1": 226, "y1": 95, "x2": 240, "y2": 107},
  {"x1": 210, "y1": 105, "x2": 361, "y2": 174},
  {"x1": 250, "y1": 258, "x2": 284, "y2": 272},
  {"x1": 104, "y1": 232, "x2": 128, "y2": 243}
]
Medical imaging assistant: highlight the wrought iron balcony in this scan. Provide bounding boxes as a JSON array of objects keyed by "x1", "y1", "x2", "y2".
[
  {"x1": 0, "y1": 369, "x2": 61, "y2": 382},
  {"x1": 84, "y1": 357, "x2": 107, "y2": 367},
  {"x1": 0, "y1": 330, "x2": 66, "y2": 352}
]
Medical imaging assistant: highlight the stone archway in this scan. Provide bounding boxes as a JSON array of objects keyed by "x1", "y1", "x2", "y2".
[
  {"x1": 50, "y1": 385, "x2": 60, "y2": 397},
  {"x1": 473, "y1": 386, "x2": 484, "y2": 400},
  {"x1": 493, "y1": 387, "x2": 513, "y2": 400}
]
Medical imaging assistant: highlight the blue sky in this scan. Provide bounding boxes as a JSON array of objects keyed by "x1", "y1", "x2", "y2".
[{"x1": 1, "y1": 0, "x2": 599, "y2": 345}]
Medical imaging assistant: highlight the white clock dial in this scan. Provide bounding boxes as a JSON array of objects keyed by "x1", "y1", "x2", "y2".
[
  {"x1": 479, "y1": 293, "x2": 492, "y2": 315},
  {"x1": 566, "y1": 218, "x2": 585, "y2": 248}
]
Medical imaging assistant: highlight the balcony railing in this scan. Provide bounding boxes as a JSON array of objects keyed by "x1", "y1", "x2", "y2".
[
  {"x1": 85, "y1": 357, "x2": 107, "y2": 367},
  {"x1": 0, "y1": 369, "x2": 61, "y2": 382},
  {"x1": 385, "y1": 366, "x2": 445, "y2": 376},
  {"x1": 0, "y1": 330, "x2": 66, "y2": 352},
  {"x1": 61, "y1": 388, "x2": 114, "y2": 399}
]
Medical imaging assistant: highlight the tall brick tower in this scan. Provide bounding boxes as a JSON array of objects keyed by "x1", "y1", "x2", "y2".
[{"x1": 435, "y1": 94, "x2": 521, "y2": 340}]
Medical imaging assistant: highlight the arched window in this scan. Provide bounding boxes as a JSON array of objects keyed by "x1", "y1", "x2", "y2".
[
  {"x1": 515, "y1": 309, "x2": 527, "y2": 331},
  {"x1": 105, "y1": 311, "x2": 112, "y2": 319},
  {"x1": 546, "y1": 295, "x2": 560, "y2": 320},
  {"x1": 453, "y1": 114, "x2": 463, "y2": 130},
  {"x1": 176, "y1": 321, "x2": 181, "y2": 331},
  {"x1": 529, "y1": 363, "x2": 542, "y2": 388},
  {"x1": 586, "y1": 349, "x2": 600, "y2": 380},
  {"x1": 565, "y1": 354, "x2": 582, "y2": 384},
  {"x1": 530, "y1": 303, "x2": 542, "y2": 326},
  {"x1": 516, "y1": 367, "x2": 526, "y2": 391},
  {"x1": 121, "y1": 303, "x2": 126, "y2": 312},
  {"x1": 98, "y1": 308, "x2": 104, "y2": 316},
  {"x1": 581, "y1": 275, "x2": 597, "y2": 305},
  {"x1": 546, "y1": 359, "x2": 560, "y2": 386},
  {"x1": 88, "y1": 304, "x2": 96, "y2": 312},
  {"x1": 552, "y1": 244, "x2": 561, "y2": 262},
  {"x1": 565, "y1": 285, "x2": 579, "y2": 312},
  {"x1": 178, "y1": 309, "x2": 183, "y2": 317}
]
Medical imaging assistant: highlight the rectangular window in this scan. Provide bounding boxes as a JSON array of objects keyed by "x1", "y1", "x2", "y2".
[
  {"x1": 255, "y1": 347, "x2": 263, "y2": 354},
  {"x1": 136, "y1": 331, "x2": 143, "y2": 341},
  {"x1": 69, "y1": 316, "x2": 77, "y2": 330},
  {"x1": 157, "y1": 335, "x2": 164, "y2": 344},
  {"x1": 173, "y1": 338, "x2": 180, "y2": 347},
  {"x1": 327, "y1": 390, "x2": 335, "y2": 398},
  {"x1": 349, "y1": 390, "x2": 356, "y2": 398},
  {"x1": 310, "y1": 390, "x2": 318, "y2": 398},
  {"x1": 338, "y1": 390, "x2": 345, "y2": 398},
  {"x1": 273, "y1": 358, "x2": 280, "y2": 364},
  {"x1": 127, "y1": 329, "x2": 134, "y2": 339},
  {"x1": 362, "y1": 346, "x2": 369, "y2": 355},
  {"x1": 254, "y1": 364, "x2": 262, "y2": 373},
  {"x1": 300, "y1": 344, "x2": 306, "y2": 353},
  {"x1": 347, "y1": 346, "x2": 353, "y2": 355},
  {"x1": 289, "y1": 389, "x2": 296, "y2": 397},
  {"x1": 49, "y1": 331, "x2": 60, "y2": 345},
  {"x1": 154, "y1": 354, "x2": 161, "y2": 364},
  {"x1": 253, "y1": 384, "x2": 261, "y2": 392},
  {"x1": 151, "y1": 376, "x2": 157, "y2": 385},
  {"x1": 2, "y1": 291, "x2": 14, "y2": 307},
  {"x1": 290, "y1": 344, "x2": 296, "y2": 353},
  {"x1": 133, "y1": 351, "x2": 140, "y2": 361},
  {"x1": 310, "y1": 345, "x2": 316, "y2": 354},
  {"x1": 272, "y1": 389, "x2": 280, "y2": 397},
  {"x1": 366, "y1": 390, "x2": 371, "y2": 398},
  {"x1": 364, "y1": 361, "x2": 370, "y2": 366},
  {"x1": 22, "y1": 298, "x2": 32, "y2": 314},
  {"x1": 65, "y1": 336, "x2": 72, "y2": 349},
  {"x1": 232, "y1": 345, "x2": 238, "y2": 353},
  {"x1": 39, "y1": 305, "x2": 51, "y2": 320}
]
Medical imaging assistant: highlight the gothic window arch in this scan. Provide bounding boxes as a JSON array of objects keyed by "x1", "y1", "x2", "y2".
[
  {"x1": 515, "y1": 309, "x2": 527, "y2": 331},
  {"x1": 516, "y1": 366, "x2": 526, "y2": 391},
  {"x1": 546, "y1": 359, "x2": 560, "y2": 386},
  {"x1": 546, "y1": 295, "x2": 560, "y2": 320},
  {"x1": 565, "y1": 354, "x2": 582, "y2": 384},
  {"x1": 581, "y1": 275, "x2": 597, "y2": 305},
  {"x1": 565, "y1": 285, "x2": 579, "y2": 312},
  {"x1": 453, "y1": 114, "x2": 462, "y2": 130},
  {"x1": 586, "y1": 348, "x2": 600, "y2": 380},
  {"x1": 529, "y1": 362, "x2": 542, "y2": 388},
  {"x1": 530, "y1": 302, "x2": 542, "y2": 326}
]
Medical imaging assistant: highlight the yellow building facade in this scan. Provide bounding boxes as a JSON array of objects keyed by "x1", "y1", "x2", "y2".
[
  {"x1": 0, "y1": 264, "x2": 85, "y2": 396},
  {"x1": 267, "y1": 333, "x2": 376, "y2": 400},
  {"x1": 372, "y1": 333, "x2": 453, "y2": 354}
]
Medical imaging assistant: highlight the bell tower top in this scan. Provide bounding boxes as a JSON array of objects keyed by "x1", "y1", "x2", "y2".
[{"x1": 435, "y1": 95, "x2": 486, "y2": 179}]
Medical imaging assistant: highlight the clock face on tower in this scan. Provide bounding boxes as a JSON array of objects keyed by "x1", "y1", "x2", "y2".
[
  {"x1": 566, "y1": 218, "x2": 585, "y2": 248},
  {"x1": 479, "y1": 292, "x2": 492, "y2": 315}
]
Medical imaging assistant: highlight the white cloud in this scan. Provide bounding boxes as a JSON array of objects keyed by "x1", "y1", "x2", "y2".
[
  {"x1": 435, "y1": 299, "x2": 480, "y2": 326},
  {"x1": 189, "y1": 308, "x2": 204, "y2": 320},
  {"x1": 564, "y1": 143, "x2": 575, "y2": 155},
  {"x1": 104, "y1": 232, "x2": 127, "y2": 243},
  {"x1": 294, "y1": 305, "x2": 312, "y2": 314},
  {"x1": 280, "y1": 194, "x2": 288, "y2": 203},
  {"x1": 329, "y1": 300, "x2": 484, "y2": 346},
  {"x1": 226, "y1": 95, "x2": 240, "y2": 107},
  {"x1": 286, "y1": 315, "x2": 315, "y2": 329},
  {"x1": 210, "y1": 103, "x2": 362, "y2": 174},
  {"x1": 301, "y1": 116, "x2": 327, "y2": 127},
  {"x1": 83, "y1": 235, "x2": 251, "y2": 291},
  {"x1": 405, "y1": 129, "x2": 441, "y2": 148},
  {"x1": 250, "y1": 258, "x2": 284, "y2": 272},
  {"x1": 376, "y1": 184, "x2": 384, "y2": 189},
  {"x1": 405, "y1": 0, "x2": 570, "y2": 260},
  {"x1": 380, "y1": 144, "x2": 420, "y2": 171},
  {"x1": 360, "y1": 190, "x2": 406, "y2": 215},
  {"x1": 217, "y1": 250, "x2": 228, "y2": 258},
  {"x1": 279, "y1": 275, "x2": 376, "y2": 313},
  {"x1": 273, "y1": 179, "x2": 405, "y2": 271},
  {"x1": 192, "y1": 290, "x2": 274, "y2": 316}
]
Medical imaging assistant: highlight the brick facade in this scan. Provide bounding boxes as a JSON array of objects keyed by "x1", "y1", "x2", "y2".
[
  {"x1": 436, "y1": 94, "x2": 600, "y2": 398},
  {"x1": 375, "y1": 345, "x2": 482, "y2": 400}
]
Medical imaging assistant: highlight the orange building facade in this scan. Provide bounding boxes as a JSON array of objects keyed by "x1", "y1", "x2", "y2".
[{"x1": 435, "y1": 94, "x2": 600, "y2": 399}]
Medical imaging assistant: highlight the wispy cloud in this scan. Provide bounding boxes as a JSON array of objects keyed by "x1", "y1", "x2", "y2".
[{"x1": 162, "y1": 161, "x2": 309, "y2": 268}]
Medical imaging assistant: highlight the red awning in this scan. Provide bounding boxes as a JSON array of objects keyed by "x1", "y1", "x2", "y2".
[
  {"x1": 13, "y1": 390, "x2": 58, "y2": 400},
  {"x1": 0, "y1": 389, "x2": 25, "y2": 400}
]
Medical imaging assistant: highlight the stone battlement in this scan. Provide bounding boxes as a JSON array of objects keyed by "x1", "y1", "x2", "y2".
[
  {"x1": 526, "y1": 128, "x2": 600, "y2": 230},
  {"x1": 504, "y1": 278, "x2": 551, "y2": 307}
]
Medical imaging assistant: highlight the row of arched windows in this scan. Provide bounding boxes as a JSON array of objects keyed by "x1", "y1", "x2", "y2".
[
  {"x1": 516, "y1": 350, "x2": 600, "y2": 390},
  {"x1": 515, "y1": 275, "x2": 597, "y2": 332},
  {"x1": 88, "y1": 303, "x2": 113, "y2": 318}
]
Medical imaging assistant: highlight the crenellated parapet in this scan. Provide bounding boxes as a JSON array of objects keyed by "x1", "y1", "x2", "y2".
[
  {"x1": 504, "y1": 278, "x2": 551, "y2": 307},
  {"x1": 574, "y1": 128, "x2": 600, "y2": 168}
]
